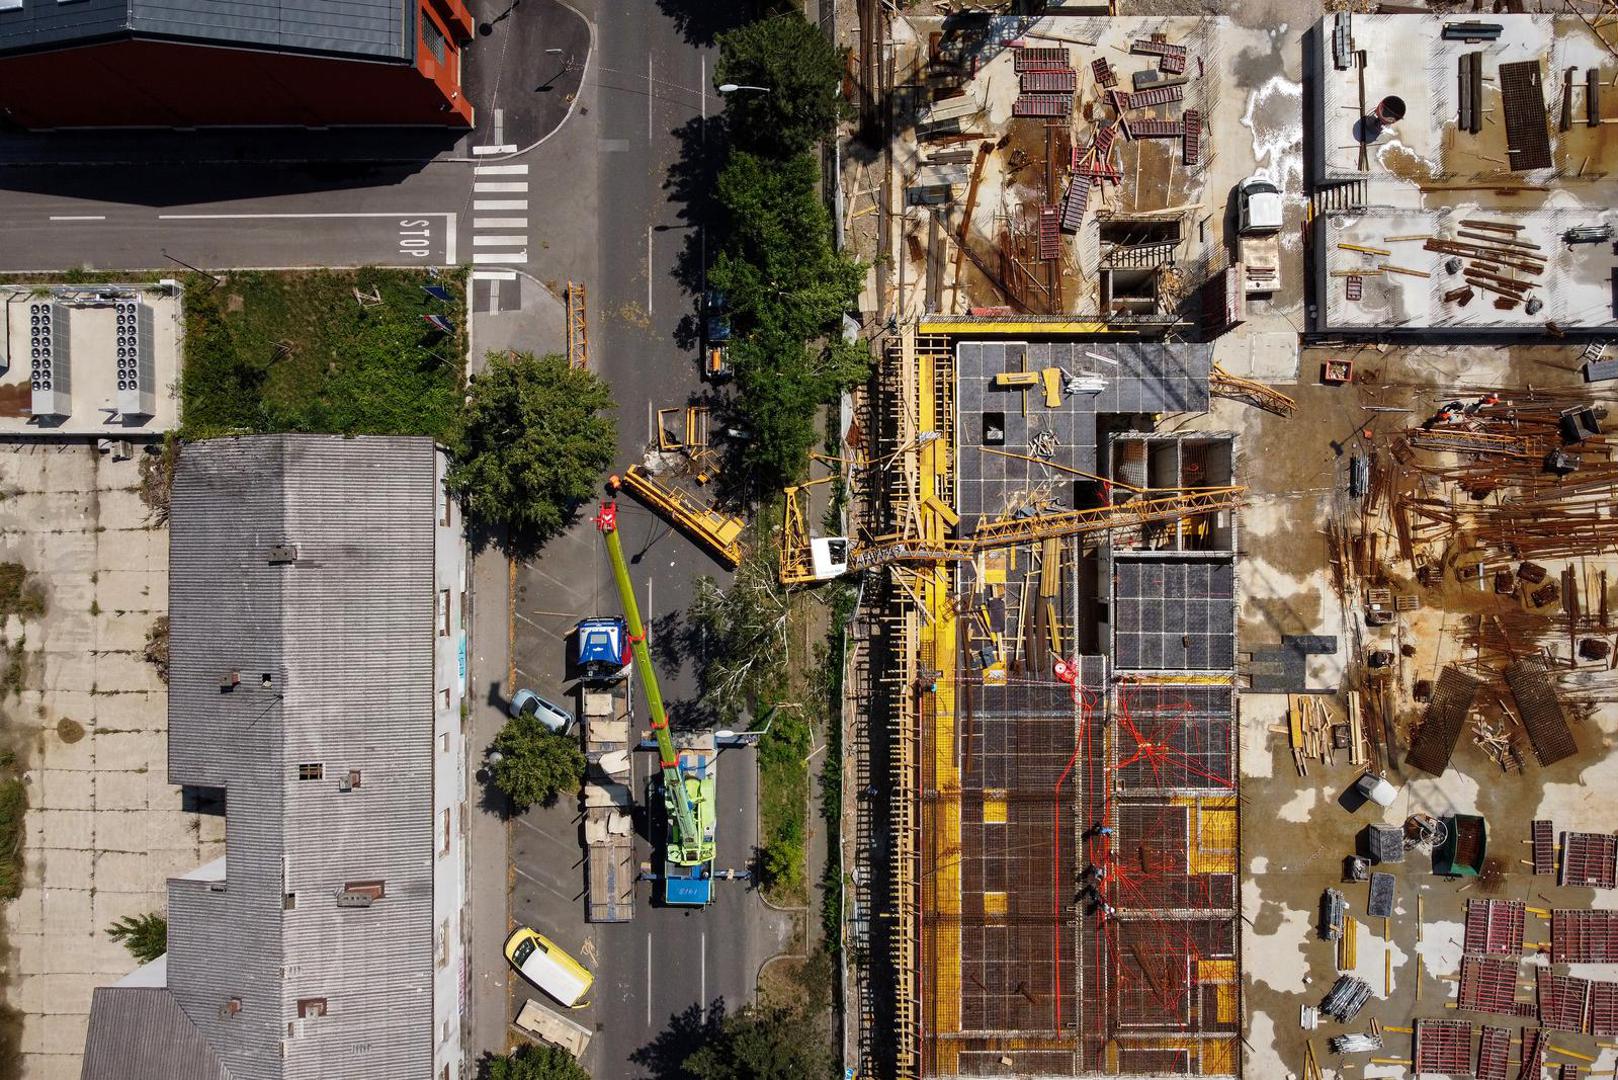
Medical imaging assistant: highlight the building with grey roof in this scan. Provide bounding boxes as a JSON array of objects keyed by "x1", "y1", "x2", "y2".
[
  {"x1": 80, "y1": 434, "x2": 468, "y2": 1080},
  {"x1": 0, "y1": 0, "x2": 475, "y2": 128}
]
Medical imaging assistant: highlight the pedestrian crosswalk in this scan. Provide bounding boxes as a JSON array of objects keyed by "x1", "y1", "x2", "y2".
[{"x1": 470, "y1": 160, "x2": 528, "y2": 286}]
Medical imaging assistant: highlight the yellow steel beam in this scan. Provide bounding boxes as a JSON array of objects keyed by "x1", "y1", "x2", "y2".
[
  {"x1": 620, "y1": 465, "x2": 744, "y2": 568},
  {"x1": 916, "y1": 317, "x2": 1132, "y2": 335}
]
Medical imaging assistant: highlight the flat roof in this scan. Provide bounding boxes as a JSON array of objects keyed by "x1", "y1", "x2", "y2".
[
  {"x1": 1315, "y1": 207, "x2": 1618, "y2": 333},
  {"x1": 1315, "y1": 14, "x2": 1618, "y2": 186},
  {"x1": 0, "y1": 285, "x2": 182, "y2": 436}
]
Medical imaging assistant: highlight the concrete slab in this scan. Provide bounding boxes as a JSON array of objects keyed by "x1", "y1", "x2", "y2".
[
  {"x1": 93, "y1": 611, "x2": 154, "y2": 653},
  {"x1": 94, "y1": 570, "x2": 160, "y2": 614},
  {"x1": 35, "y1": 770, "x2": 94, "y2": 811},
  {"x1": 94, "y1": 654, "x2": 165, "y2": 694},
  {"x1": 32, "y1": 809, "x2": 94, "y2": 849},
  {"x1": 40, "y1": 891, "x2": 93, "y2": 938},
  {"x1": 92, "y1": 770, "x2": 149, "y2": 812},
  {"x1": 42, "y1": 848, "x2": 93, "y2": 891},
  {"x1": 94, "y1": 488, "x2": 155, "y2": 530},
  {"x1": 88, "y1": 692, "x2": 162, "y2": 732},
  {"x1": 91, "y1": 731, "x2": 160, "y2": 770}
]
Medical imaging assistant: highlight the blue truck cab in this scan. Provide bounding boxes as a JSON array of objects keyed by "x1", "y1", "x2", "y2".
[{"x1": 575, "y1": 617, "x2": 629, "y2": 681}]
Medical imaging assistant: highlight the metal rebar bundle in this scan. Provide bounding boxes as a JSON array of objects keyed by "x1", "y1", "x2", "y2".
[
  {"x1": 1320, "y1": 975, "x2": 1373, "y2": 1021},
  {"x1": 1330, "y1": 1032, "x2": 1383, "y2": 1054}
]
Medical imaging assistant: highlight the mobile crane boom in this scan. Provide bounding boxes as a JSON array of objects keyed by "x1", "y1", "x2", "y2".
[{"x1": 594, "y1": 502, "x2": 717, "y2": 884}]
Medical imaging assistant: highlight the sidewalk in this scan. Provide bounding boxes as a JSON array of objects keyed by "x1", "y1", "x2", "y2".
[{"x1": 464, "y1": 278, "x2": 569, "y2": 1065}]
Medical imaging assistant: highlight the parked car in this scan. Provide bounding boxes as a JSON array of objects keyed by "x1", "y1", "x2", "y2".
[
  {"x1": 504, "y1": 926, "x2": 594, "y2": 1008},
  {"x1": 508, "y1": 689, "x2": 576, "y2": 735}
]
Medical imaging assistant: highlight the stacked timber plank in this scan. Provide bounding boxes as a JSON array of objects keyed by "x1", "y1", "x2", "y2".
[{"x1": 1423, "y1": 219, "x2": 1546, "y2": 312}]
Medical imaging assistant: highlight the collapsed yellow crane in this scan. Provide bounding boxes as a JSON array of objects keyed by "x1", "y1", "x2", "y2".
[{"x1": 780, "y1": 483, "x2": 1245, "y2": 584}]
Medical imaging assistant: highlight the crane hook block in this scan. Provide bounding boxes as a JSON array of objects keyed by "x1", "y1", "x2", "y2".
[{"x1": 595, "y1": 502, "x2": 618, "y2": 533}]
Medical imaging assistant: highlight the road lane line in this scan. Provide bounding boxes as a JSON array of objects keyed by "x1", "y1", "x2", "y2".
[
  {"x1": 474, "y1": 218, "x2": 528, "y2": 229},
  {"x1": 474, "y1": 182, "x2": 528, "y2": 193},
  {"x1": 646, "y1": 226, "x2": 653, "y2": 312},
  {"x1": 493, "y1": 108, "x2": 505, "y2": 146},
  {"x1": 472, "y1": 251, "x2": 527, "y2": 265},
  {"x1": 701, "y1": 930, "x2": 707, "y2": 1005},
  {"x1": 473, "y1": 270, "x2": 519, "y2": 281},
  {"x1": 647, "y1": 53, "x2": 653, "y2": 139},
  {"x1": 475, "y1": 199, "x2": 528, "y2": 211},
  {"x1": 49, "y1": 215, "x2": 106, "y2": 221},
  {"x1": 646, "y1": 934, "x2": 653, "y2": 1025},
  {"x1": 475, "y1": 163, "x2": 530, "y2": 175},
  {"x1": 158, "y1": 211, "x2": 440, "y2": 218},
  {"x1": 444, "y1": 212, "x2": 457, "y2": 265},
  {"x1": 472, "y1": 144, "x2": 516, "y2": 156},
  {"x1": 701, "y1": 56, "x2": 706, "y2": 122},
  {"x1": 474, "y1": 235, "x2": 528, "y2": 247}
]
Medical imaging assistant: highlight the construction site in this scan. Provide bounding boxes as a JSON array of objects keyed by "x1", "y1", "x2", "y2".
[
  {"x1": 609, "y1": 7, "x2": 1618, "y2": 1079},
  {"x1": 813, "y1": 7, "x2": 1618, "y2": 1080}
]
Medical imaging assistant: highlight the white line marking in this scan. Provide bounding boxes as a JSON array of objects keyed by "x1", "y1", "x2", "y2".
[
  {"x1": 646, "y1": 225, "x2": 653, "y2": 312},
  {"x1": 474, "y1": 235, "x2": 528, "y2": 247},
  {"x1": 647, "y1": 53, "x2": 654, "y2": 139},
  {"x1": 646, "y1": 399, "x2": 653, "y2": 443},
  {"x1": 158, "y1": 211, "x2": 441, "y2": 219},
  {"x1": 646, "y1": 575, "x2": 653, "y2": 623},
  {"x1": 700, "y1": 930, "x2": 707, "y2": 1005},
  {"x1": 475, "y1": 163, "x2": 530, "y2": 175},
  {"x1": 472, "y1": 251, "x2": 527, "y2": 265},
  {"x1": 472, "y1": 144, "x2": 516, "y2": 156},
  {"x1": 473, "y1": 270, "x2": 519, "y2": 281},
  {"x1": 646, "y1": 934, "x2": 653, "y2": 1025},
  {"x1": 473, "y1": 218, "x2": 528, "y2": 229},
  {"x1": 701, "y1": 56, "x2": 707, "y2": 122},
  {"x1": 474, "y1": 182, "x2": 528, "y2": 193},
  {"x1": 49, "y1": 214, "x2": 106, "y2": 221},
  {"x1": 444, "y1": 213, "x2": 457, "y2": 266},
  {"x1": 492, "y1": 107, "x2": 505, "y2": 146},
  {"x1": 475, "y1": 200, "x2": 528, "y2": 211}
]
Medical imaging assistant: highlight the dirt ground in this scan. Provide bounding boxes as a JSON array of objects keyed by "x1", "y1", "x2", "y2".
[{"x1": 1167, "y1": 341, "x2": 1618, "y2": 1078}]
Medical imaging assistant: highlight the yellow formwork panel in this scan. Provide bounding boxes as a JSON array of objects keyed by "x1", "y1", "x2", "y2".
[
  {"x1": 983, "y1": 891, "x2": 1008, "y2": 916},
  {"x1": 1192, "y1": 807, "x2": 1237, "y2": 875},
  {"x1": 1198, "y1": 958, "x2": 1236, "y2": 983},
  {"x1": 917, "y1": 317, "x2": 1125, "y2": 336},
  {"x1": 983, "y1": 791, "x2": 1008, "y2": 824},
  {"x1": 1201, "y1": 1037, "x2": 1239, "y2": 1075}
]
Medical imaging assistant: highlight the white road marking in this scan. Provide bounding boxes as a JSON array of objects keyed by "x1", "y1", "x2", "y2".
[
  {"x1": 473, "y1": 270, "x2": 519, "y2": 281},
  {"x1": 646, "y1": 934, "x2": 653, "y2": 1025},
  {"x1": 647, "y1": 53, "x2": 654, "y2": 139},
  {"x1": 646, "y1": 225, "x2": 654, "y2": 312},
  {"x1": 474, "y1": 235, "x2": 528, "y2": 247},
  {"x1": 444, "y1": 213, "x2": 457, "y2": 265},
  {"x1": 700, "y1": 930, "x2": 707, "y2": 1005},
  {"x1": 474, "y1": 182, "x2": 527, "y2": 193},
  {"x1": 701, "y1": 56, "x2": 707, "y2": 122},
  {"x1": 472, "y1": 144, "x2": 516, "y2": 156},
  {"x1": 475, "y1": 163, "x2": 529, "y2": 175},
  {"x1": 473, "y1": 251, "x2": 527, "y2": 265},
  {"x1": 49, "y1": 214, "x2": 105, "y2": 221},
  {"x1": 492, "y1": 107, "x2": 505, "y2": 146},
  {"x1": 474, "y1": 218, "x2": 528, "y2": 229},
  {"x1": 475, "y1": 199, "x2": 528, "y2": 211},
  {"x1": 159, "y1": 211, "x2": 443, "y2": 219}
]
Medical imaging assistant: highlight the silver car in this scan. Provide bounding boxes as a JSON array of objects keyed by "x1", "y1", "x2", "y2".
[{"x1": 508, "y1": 689, "x2": 575, "y2": 735}]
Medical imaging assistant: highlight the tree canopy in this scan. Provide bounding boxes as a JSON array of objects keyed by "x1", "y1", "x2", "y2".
[
  {"x1": 485, "y1": 1043, "x2": 591, "y2": 1080},
  {"x1": 715, "y1": 14, "x2": 849, "y2": 158},
  {"x1": 107, "y1": 912, "x2": 168, "y2": 965},
  {"x1": 447, "y1": 351, "x2": 616, "y2": 546},
  {"x1": 490, "y1": 713, "x2": 586, "y2": 810},
  {"x1": 683, "y1": 1001, "x2": 836, "y2": 1080}
]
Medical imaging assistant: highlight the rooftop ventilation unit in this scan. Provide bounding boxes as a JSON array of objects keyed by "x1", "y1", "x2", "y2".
[
  {"x1": 268, "y1": 543, "x2": 298, "y2": 565},
  {"x1": 28, "y1": 302, "x2": 71, "y2": 420},
  {"x1": 114, "y1": 301, "x2": 155, "y2": 419}
]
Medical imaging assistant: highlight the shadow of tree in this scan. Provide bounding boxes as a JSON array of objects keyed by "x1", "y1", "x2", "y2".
[
  {"x1": 627, "y1": 1000, "x2": 728, "y2": 1080},
  {"x1": 652, "y1": 0, "x2": 781, "y2": 47}
]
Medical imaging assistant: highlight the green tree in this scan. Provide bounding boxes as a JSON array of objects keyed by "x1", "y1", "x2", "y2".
[
  {"x1": 107, "y1": 912, "x2": 167, "y2": 965},
  {"x1": 684, "y1": 1001, "x2": 835, "y2": 1080},
  {"x1": 485, "y1": 1043, "x2": 591, "y2": 1080},
  {"x1": 716, "y1": 14, "x2": 848, "y2": 157},
  {"x1": 490, "y1": 713, "x2": 586, "y2": 810},
  {"x1": 447, "y1": 351, "x2": 616, "y2": 545}
]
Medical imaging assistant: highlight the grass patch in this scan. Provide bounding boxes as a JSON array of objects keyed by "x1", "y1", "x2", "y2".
[
  {"x1": 0, "y1": 775, "x2": 26, "y2": 901},
  {"x1": 757, "y1": 706, "x2": 812, "y2": 903},
  {"x1": 180, "y1": 268, "x2": 468, "y2": 440},
  {"x1": 0, "y1": 564, "x2": 45, "y2": 622}
]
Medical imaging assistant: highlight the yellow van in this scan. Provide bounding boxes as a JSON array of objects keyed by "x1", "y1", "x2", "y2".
[{"x1": 503, "y1": 927, "x2": 594, "y2": 1008}]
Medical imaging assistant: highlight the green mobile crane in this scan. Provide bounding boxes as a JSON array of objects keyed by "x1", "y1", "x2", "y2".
[{"x1": 594, "y1": 500, "x2": 718, "y2": 905}]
